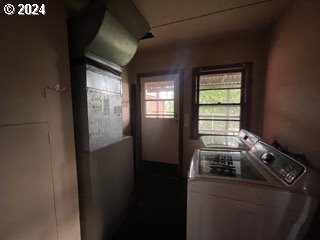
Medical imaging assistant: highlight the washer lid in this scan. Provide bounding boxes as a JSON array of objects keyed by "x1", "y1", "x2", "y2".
[
  {"x1": 199, "y1": 130, "x2": 260, "y2": 150},
  {"x1": 189, "y1": 149, "x2": 283, "y2": 188},
  {"x1": 199, "y1": 150, "x2": 265, "y2": 181},
  {"x1": 199, "y1": 135, "x2": 248, "y2": 150}
]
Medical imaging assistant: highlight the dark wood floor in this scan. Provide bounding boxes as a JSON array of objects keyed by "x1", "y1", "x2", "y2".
[
  {"x1": 111, "y1": 173, "x2": 187, "y2": 240},
  {"x1": 110, "y1": 172, "x2": 320, "y2": 240}
]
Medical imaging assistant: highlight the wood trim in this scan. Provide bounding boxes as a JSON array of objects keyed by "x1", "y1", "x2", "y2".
[
  {"x1": 135, "y1": 81, "x2": 143, "y2": 172},
  {"x1": 130, "y1": 84, "x2": 140, "y2": 171},
  {"x1": 178, "y1": 70, "x2": 184, "y2": 178},
  {"x1": 199, "y1": 87, "x2": 242, "y2": 91},
  {"x1": 190, "y1": 68, "x2": 198, "y2": 140},
  {"x1": 245, "y1": 62, "x2": 253, "y2": 130},
  {"x1": 135, "y1": 69, "x2": 184, "y2": 178},
  {"x1": 199, "y1": 119, "x2": 240, "y2": 122},
  {"x1": 193, "y1": 62, "x2": 248, "y2": 72},
  {"x1": 197, "y1": 103, "x2": 242, "y2": 106},
  {"x1": 190, "y1": 62, "x2": 253, "y2": 139}
]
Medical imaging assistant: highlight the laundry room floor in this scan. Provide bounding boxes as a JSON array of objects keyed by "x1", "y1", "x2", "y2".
[{"x1": 111, "y1": 173, "x2": 187, "y2": 240}]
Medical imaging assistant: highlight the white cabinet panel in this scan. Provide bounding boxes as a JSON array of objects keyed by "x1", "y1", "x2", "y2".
[
  {"x1": 45, "y1": 89, "x2": 81, "y2": 240},
  {"x1": 0, "y1": 124, "x2": 57, "y2": 240}
]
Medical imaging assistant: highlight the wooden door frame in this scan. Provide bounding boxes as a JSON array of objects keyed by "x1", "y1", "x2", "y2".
[{"x1": 133, "y1": 69, "x2": 184, "y2": 178}]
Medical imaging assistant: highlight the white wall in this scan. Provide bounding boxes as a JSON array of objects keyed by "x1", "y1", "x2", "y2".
[
  {"x1": 0, "y1": 1, "x2": 81, "y2": 239},
  {"x1": 263, "y1": 0, "x2": 320, "y2": 171},
  {"x1": 121, "y1": 68, "x2": 131, "y2": 136},
  {"x1": 78, "y1": 137, "x2": 134, "y2": 240}
]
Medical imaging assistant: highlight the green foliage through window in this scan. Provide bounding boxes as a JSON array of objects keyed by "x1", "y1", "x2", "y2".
[
  {"x1": 197, "y1": 72, "x2": 242, "y2": 135},
  {"x1": 199, "y1": 89, "x2": 241, "y2": 104}
]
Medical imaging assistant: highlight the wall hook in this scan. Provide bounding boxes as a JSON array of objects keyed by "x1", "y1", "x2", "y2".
[
  {"x1": 43, "y1": 84, "x2": 66, "y2": 98},
  {"x1": 46, "y1": 84, "x2": 66, "y2": 92}
]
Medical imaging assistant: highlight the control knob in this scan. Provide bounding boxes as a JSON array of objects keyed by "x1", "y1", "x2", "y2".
[{"x1": 261, "y1": 153, "x2": 275, "y2": 164}]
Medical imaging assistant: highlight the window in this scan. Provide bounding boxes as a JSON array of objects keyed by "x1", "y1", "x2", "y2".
[
  {"x1": 144, "y1": 80, "x2": 175, "y2": 118},
  {"x1": 191, "y1": 63, "x2": 252, "y2": 138}
]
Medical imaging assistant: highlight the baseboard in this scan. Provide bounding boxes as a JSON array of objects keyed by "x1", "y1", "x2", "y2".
[{"x1": 142, "y1": 161, "x2": 178, "y2": 177}]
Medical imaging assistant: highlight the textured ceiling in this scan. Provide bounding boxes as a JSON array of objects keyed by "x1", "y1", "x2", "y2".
[{"x1": 133, "y1": 0, "x2": 293, "y2": 50}]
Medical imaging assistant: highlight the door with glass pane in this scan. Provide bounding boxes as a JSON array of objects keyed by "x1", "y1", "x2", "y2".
[{"x1": 140, "y1": 73, "x2": 180, "y2": 165}]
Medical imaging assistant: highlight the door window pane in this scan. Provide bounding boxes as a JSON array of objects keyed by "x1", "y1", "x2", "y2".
[
  {"x1": 145, "y1": 81, "x2": 174, "y2": 100},
  {"x1": 144, "y1": 80, "x2": 175, "y2": 118},
  {"x1": 145, "y1": 100, "x2": 174, "y2": 118}
]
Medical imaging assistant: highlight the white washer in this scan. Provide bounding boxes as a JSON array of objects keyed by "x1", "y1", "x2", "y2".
[
  {"x1": 199, "y1": 129, "x2": 260, "y2": 151},
  {"x1": 187, "y1": 142, "x2": 320, "y2": 240}
]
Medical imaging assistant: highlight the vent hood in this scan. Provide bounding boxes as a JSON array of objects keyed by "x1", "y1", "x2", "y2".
[{"x1": 68, "y1": 0, "x2": 149, "y2": 67}]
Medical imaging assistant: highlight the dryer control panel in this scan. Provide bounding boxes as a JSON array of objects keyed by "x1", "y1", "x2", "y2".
[{"x1": 250, "y1": 142, "x2": 305, "y2": 184}]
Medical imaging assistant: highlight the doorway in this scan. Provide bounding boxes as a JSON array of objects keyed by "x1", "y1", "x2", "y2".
[{"x1": 135, "y1": 70, "x2": 183, "y2": 177}]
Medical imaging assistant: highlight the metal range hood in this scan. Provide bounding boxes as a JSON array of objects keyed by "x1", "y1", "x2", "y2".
[{"x1": 68, "y1": 0, "x2": 150, "y2": 67}]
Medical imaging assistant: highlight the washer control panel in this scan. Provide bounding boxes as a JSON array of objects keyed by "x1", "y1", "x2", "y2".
[
  {"x1": 238, "y1": 129, "x2": 260, "y2": 148},
  {"x1": 250, "y1": 142, "x2": 305, "y2": 184},
  {"x1": 270, "y1": 156, "x2": 304, "y2": 184}
]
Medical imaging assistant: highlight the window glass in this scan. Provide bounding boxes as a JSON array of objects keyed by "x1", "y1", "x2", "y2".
[
  {"x1": 199, "y1": 72, "x2": 241, "y2": 90},
  {"x1": 144, "y1": 80, "x2": 175, "y2": 118},
  {"x1": 198, "y1": 120, "x2": 240, "y2": 135},
  {"x1": 197, "y1": 72, "x2": 242, "y2": 134},
  {"x1": 199, "y1": 89, "x2": 241, "y2": 104},
  {"x1": 199, "y1": 105, "x2": 241, "y2": 120}
]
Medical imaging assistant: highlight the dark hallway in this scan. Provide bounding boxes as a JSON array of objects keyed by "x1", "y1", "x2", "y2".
[{"x1": 112, "y1": 174, "x2": 187, "y2": 240}]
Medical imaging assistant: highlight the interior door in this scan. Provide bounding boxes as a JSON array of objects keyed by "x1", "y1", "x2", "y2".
[{"x1": 140, "y1": 72, "x2": 180, "y2": 169}]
